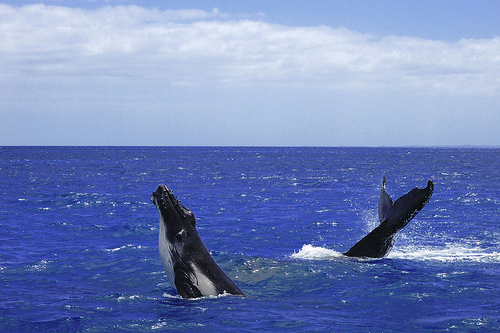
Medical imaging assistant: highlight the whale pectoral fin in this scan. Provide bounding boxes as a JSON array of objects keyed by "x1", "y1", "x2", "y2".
[
  {"x1": 174, "y1": 269, "x2": 203, "y2": 298},
  {"x1": 378, "y1": 187, "x2": 393, "y2": 223}
]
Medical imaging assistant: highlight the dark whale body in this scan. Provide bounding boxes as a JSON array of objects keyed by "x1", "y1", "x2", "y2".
[
  {"x1": 344, "y1": 178, "x2": 434, "y2": 258},
  {"x1": 151, "y1": 185, "x2": 244, "y2": 298}
]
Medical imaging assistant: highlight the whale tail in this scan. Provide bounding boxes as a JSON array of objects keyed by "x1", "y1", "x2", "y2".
[{"x1": 344, "y1": 178, "x2": 434, "y2": 258}]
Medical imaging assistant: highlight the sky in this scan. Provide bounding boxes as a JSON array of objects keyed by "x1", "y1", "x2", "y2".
[{"x1": 1, "y1": 1, "x2": 499, "y2": 146}]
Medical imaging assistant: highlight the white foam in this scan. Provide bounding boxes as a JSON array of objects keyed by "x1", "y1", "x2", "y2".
[
  {"x1": 291, "y1": 244, "x2": 342, "y2": 260},
  {"x1": 161, "y1": 290, "x2": 235, "y2": 301},
  {"x1": 291, "y1": 243, "x2": 500, "y2": 263},
  {"x1": 104, "y1": 244, "x2": 144, "y2": 252},
  {"x1": 388, "y1": 244, "x2": 500, "y2": 263}
]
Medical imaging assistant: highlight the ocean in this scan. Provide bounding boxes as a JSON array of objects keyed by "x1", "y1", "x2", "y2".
[{"x1": 0, "y1": 146, "x2": 499, "y2": 332}]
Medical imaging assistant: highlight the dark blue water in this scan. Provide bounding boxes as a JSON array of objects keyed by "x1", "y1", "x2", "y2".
[{"x1": 1, "y1": 147, "x2": 499, "y2": 332}]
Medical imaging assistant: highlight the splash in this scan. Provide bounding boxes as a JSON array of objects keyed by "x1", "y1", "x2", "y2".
[
  {"x1": 291, "y1": 244, "x2": 343, "y2": 260},
  {"x1": 291, "y1": 243, "x2": 500, "y2": 263}
]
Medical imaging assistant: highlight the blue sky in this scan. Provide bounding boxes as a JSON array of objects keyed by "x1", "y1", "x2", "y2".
[{"x1": 1, "y1": 1, "x2": 499, "y2": 146}]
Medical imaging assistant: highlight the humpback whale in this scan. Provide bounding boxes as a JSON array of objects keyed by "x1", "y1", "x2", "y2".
[
  {"x1": 344, "y1": 177, "x2": 434, "y2": 258},
  {"x1": 151, "y1": 185, "x2": 244, "y2": 298}
]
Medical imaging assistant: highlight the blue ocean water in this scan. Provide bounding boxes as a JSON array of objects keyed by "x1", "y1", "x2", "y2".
[{"x1": 0, "y1": 146, "x2": 499, "y2": 332}]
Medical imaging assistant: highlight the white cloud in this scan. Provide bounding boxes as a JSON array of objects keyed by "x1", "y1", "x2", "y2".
[{"x1": 1, "y1": 4, "x2": 499, "y2": 96}]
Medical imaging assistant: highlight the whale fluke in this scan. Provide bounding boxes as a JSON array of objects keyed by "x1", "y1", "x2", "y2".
[{"x1": 344, "y1": 179, "x2": 434, "y2": 258}]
